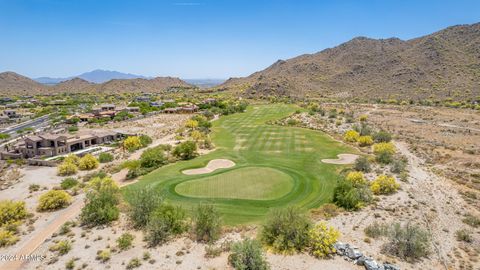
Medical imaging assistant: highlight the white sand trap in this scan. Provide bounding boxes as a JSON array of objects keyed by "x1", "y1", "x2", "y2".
[
  {"x1": 322, "y1": 154, "x2": 359, "y2": 164},
  {"x1": 182, "y1": 159, "x2": 236, "y2": 175}
]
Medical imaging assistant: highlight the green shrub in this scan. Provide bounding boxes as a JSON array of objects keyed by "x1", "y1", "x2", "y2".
[
  {"x1": 354, "y1": 156, "x2": 371, "y2": 173},
  {"x1": 260, "y1": 206, "x2": 311, "y2": 253},
  {"x1": 0, "y1": 200, "x2": 28, "y2": 227},
  {"x1": 80, "y1": 177, "x2": 120, "y2": 226},
  {"x1": 390, "y1": 158, "x2": 407, "y2": 174},
  {"x1": 126, "y1": 187, "x2": 163, "y2": 229},
  {"x1": 333, "y1": 180, "x2": 372, "y2": 210},
  {"x1": 463, "y1": 214, "x2": 480, "y2": 228},
  {"x1": 364, "y1": 222, "x2": 390, "y2": 238},
  {"x1": 455, "y1": 229, "x2": 472, "y2": 243},
  {"x1": 65, "y1": 258, "x2": 75, "y2": 270},
  {"x1": 126, "y1": 258, "x2": 142, "y2": 269},
  {"x1": 139, "y1": 134, "x2": 153, "y2": 147},
  {"x1": 193, "y1": 204, "x2": 221, "y2": 243},
  {"x1": 145, "y1": 204, "x2": 188, "y2": 247},
  {"x1": 140, "y1": 146, "x2": 167, "y2": 168},
  {"x1": 173, "y1": 141, "x2": 198, "y2": 160},
  {"x1": 228, "y1": 239, "x2": 270, "y2": 270},
  {"x1": 29, "y1": 184, "x2": 40, "y2": 192},
  {"x1": 37, "y1": 190, "x2": 72, "y2": 211},
  {"x1": 60, "y1": 177, "x2": 78, "y2": 190},
  {"x1": 117, "y1": 233, "x2": 135, "y2": 251},
  {"x1": 49, "y1": 240, "x2": 72, "y2": 255},
  {"x1": 98, "y1": 152, "x2": 114, "y2": 163}
]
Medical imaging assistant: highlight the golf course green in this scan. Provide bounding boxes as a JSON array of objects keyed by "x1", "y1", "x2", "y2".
[{"x1": 124, "y1": 103, "x2": 356, "y2": 224}]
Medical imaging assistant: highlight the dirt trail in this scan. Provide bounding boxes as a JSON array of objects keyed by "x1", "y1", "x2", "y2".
[{"x1": 0, "y1": 135, "x2": 177, "y2": 270}]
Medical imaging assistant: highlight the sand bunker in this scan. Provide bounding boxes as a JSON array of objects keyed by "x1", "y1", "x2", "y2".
[
  {"x1": 321, "y1": 154, "x2": 359, "y2": 164},
  {"x1": 182, "y1": 159, "x2": 236, "y2": 175}
]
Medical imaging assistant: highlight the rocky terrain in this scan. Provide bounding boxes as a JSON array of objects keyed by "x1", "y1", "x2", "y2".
[{"x1": 220, "y1": 23, "x2": 480, "y2": 101}]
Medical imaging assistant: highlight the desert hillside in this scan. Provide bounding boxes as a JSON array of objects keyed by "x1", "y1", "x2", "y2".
[{"x1": 220, "y1": 23, "x2": 480, "y2": 101}]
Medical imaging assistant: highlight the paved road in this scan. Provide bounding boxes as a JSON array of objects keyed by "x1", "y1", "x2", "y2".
[{"x1": 0, "y1": 115, "x2": 50, "y2": 135}]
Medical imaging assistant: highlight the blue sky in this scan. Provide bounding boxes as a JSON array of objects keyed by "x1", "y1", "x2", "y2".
[{"x1": 0, "y1": 0, "x2": 479, "y2": 79}]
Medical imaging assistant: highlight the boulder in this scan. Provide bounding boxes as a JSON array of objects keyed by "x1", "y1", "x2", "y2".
[
  {"x1": 364, "y1": 259, "x2": 380, "y2": 270},
  {"x1": 384, "y1": 263, "x2": 400, "y2": 270},
  {"x1": 345, "y1": 246, "x2": 363, "y2": 260},
  {"x1": 334, "y1": 242, "x2": 347, "y2": 256}
]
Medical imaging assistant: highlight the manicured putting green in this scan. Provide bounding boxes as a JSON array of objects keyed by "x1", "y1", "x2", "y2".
[{"x1": 175, "y1": 167, "x2": 294, "y2": 200}]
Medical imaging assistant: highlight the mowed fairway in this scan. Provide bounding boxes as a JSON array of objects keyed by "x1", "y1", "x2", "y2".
[{"x1": 124, "y1": 104, "x2": 356, "y2": 224}]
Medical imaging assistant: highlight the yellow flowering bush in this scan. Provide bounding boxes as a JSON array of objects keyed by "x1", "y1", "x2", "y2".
[
  {"x1": 344, "y1": 130, "x2": 360, "y2": 142},
  {"x1": 37, "y1": 190, "x2": 72, "y2": 211},
  {"x1": 0, "y1": 229, "x2": 19, "y2": 247},
  {"x1": 345, "y1": 171, "x2": 367, "y2": 187},
  {"x1": 123, "y1": 136, "x2": 142, "y2": 152},
  {"x1": 57, "y1": 161, "x2": 78, "y2": 176},
  {"x1": 63, "y1": 154, "x2": 80, "y2": 166},
  {"x1": 357, "y1": 135, "x2": 373, "y2": 147},
  {"x1": 308, "y1": 222, "x2": 340, "y2": 258},
  {"x1": 370, "y1": 175, "x2": 400, "y2": 195},
  {"x1": 373, "y1": 142, "x2": 396, "y2": 155},
  {"x1": 78, "y1": 154, "x2": 99, "y2": 170}
]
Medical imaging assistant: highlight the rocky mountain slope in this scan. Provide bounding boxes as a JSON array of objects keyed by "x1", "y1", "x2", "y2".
[
  {"x1": 220, "y1": 23, "x2": 480, "y2": 101},
  {"x1": 0, "y1": 72, "x2": 193, "y2": 95}
]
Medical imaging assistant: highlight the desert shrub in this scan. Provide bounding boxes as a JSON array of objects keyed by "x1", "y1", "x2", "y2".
[
  {"x1": 139, "y1": 134, "x2": 152, "y2": 147},
  {"x1": 37, "y1": 190, "x2": 72, "y2": 211},
  {"x1": 382, "y1": 223, "x2": 430, "y2": 261},
  {"x1": 370, "y1": 175, "x2": 400, "y2": 195},
  {"x1": 354, "y1": 156, "x2": 371, "y2": 172},
  {"x1": 125, "y1": 187, "x2": 163, "y2": 229},
  {"x1": 353, "y1": 123, "x2": 373, "y2": 136},
  {"x1": 57, "y1": 161, "x2": 78, "y2": 176},
  {"x1": 65, "y1": 258, "x2": 75, "y2": 270},
  {"x1": 228, "y1": 239, "x2": 270, "y2": 270},
  {"x1": 64, "y1": 154, "x2": 80, "y2": 166},
  {"x1": 0, "y1": 229, "x2": 19, "y2": 247},
  {"x1": 333, "y1": 180, "x2": 372, "y2": 210},
  {"x1": 205, "y1": 245, "x2": 223, "y2": 258},
  {"x1": 310, "y1": 203, "x2": 340, "y2": 220},
  {"x1": 173, "y1": 140, "x2": 198, "y2": 160},
  {"x1": 463, "y1": 214, "x2": 480, "y2": 228},
  {"x1": 60, "y1": 177, "x2": 78, "y2": 190},
  {"x1": 29, "y1": 184, "x2": 40, "y2": 192},
  {"x1": 193, "y1": 204, "x2": 222, "y2": 243},
  {"x1": 80, "y1": 177, "x2": 120, "y2": 226},
  {"x1": 0, "y1": 200, "x2": 28, "y2": 227},
  {"x1": 455, "y1": 229, "x2": 472, "y2": 243},
  {"x1": 373, "y1": 142, "x2": 396, "y2": 164},
  {"x1": 390, "y1": 158, "x2": 407, "y2": 174},
  {"x1": 123, "y1": 136, "x2": 142, "y2": 152},
  {"x1": 185, "y1": 119, "x2": 199, "y2": 130},
  {"x1": 98, "y1": 152, "x2": 114, "y2": 163},
  {"x1": 126, "y1": 258, "x2": 142, "y2": 269},
  {"x1": 96, "y1": 249, "x2": 111, "y2": 262},
  {"x1": 78, "y1": 154, "x2": 99, "y2": 170},
  {"x1": 190, "y1": 130, "x2": 204, "y2": 141},
  {"x1": 145, "y1": 204, "x2": 188, "y2": 247},
  {"x1": 117, "y1": 233, "x2": 135, "y2": 251},
  {"x1": 260, "y1": 206, "x2": 311, "y2": 253},
  {"x1": 345, "y1": 171, "x2": 367, "y2": 187},
  {"x1": 357, "y1": 135, "x2": 373, "y2": 146},
  {"x1": 359, "y1": 115, "x2": 368, "y2": 122},
  {"x1": 343, "y1": 130, "x2": 359, "y2": 142},
  {"x1": 373, "y1": 130, "x2": 392, "y2": 143},
  {"x1": 308, "y1": 222, "x2": 340, "y2": 258},
  {"x1": 364, "y1": 222, "x2": 390, "y2": 238},
  {"x1": 50, "y1": 240, "x2": 72, "y2": 255},
  {"x1": 140, "y1": 146, "x2": 167, "y2": 168}
]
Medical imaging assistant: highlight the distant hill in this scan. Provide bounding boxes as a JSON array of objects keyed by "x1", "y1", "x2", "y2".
[
  {"x1": 184, "y1": 79, "x2": 225, "y2": 88},
  {"x1": 34, "y1": 69, "x2": 149, "y2": 84},
  {"x1": 0, "y1": 72, "x2": 194, "y2": 95},
  {"x1": 220, "y1": 23, "x2": 480, "y2": 101}
]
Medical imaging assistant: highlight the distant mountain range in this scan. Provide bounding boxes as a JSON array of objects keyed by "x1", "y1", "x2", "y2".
[
  {"x1": 220, "y1": 22, "x2": 480, "y2": 101},
  {"x1": 34, "y1": 69, "x2": 150, "y2": 84},
  {"x1": 0, "y1": 71, "x2": 193, "y2": 95}
]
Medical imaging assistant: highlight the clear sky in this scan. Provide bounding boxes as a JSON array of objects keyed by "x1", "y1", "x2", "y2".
[{"x1": 0, "y1": 0, "x2": 479, "y2": 79}]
